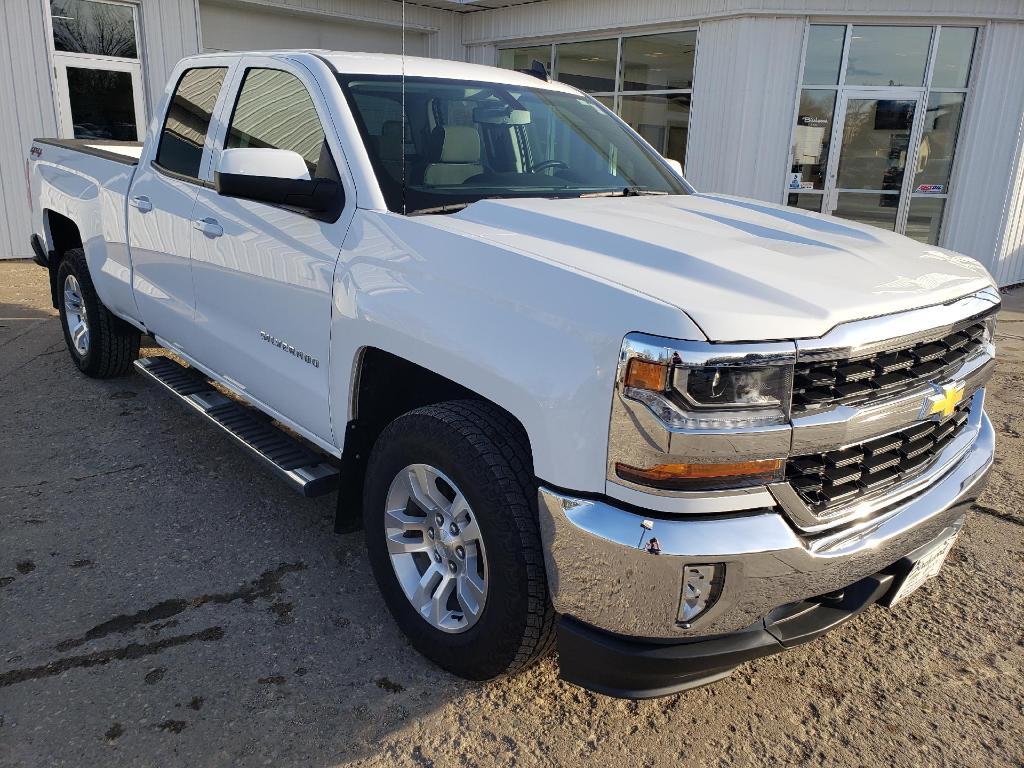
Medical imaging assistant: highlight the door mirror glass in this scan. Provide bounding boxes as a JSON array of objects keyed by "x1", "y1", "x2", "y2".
[{"x1": 215, "y1": 148, "x2": 340, "y2": 213}]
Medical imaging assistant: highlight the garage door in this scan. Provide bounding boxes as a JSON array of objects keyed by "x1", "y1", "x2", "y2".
[{"x1": 199, "y1": 1, "x2": 428, "y2": 56}]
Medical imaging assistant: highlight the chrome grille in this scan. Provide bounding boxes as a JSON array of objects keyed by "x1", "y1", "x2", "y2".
[
  {"x1": 792, "y1": 321, "x2": 987, "y2": 411},
  {"x1": 786, "y1": 399, "x2": 972, "y2": 513}
]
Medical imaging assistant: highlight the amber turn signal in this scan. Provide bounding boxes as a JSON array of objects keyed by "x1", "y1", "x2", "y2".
[
  {"x1": 615, "y1": 459, "x2": 783, "y2": 491},
  {"x1": 624, "y1": 358, "x2": 668, "y2": 391}
]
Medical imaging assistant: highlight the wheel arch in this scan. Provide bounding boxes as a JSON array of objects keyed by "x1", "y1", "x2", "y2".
[
  {"x1": 42, "y1": 209, "x2": 84, "y2": 308},
  {"x1": 335, "y1": 346, "x2": 535, "y2": 533}
]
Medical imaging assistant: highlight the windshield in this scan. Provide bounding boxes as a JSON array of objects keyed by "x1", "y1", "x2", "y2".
[{"x1": 338, "y1": 75, "x2": 689, "y2": 214}]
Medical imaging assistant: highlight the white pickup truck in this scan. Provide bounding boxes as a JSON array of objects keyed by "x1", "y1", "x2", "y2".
[{"x1": 28, "y1": 50, "x2": 999, "y2": 699}]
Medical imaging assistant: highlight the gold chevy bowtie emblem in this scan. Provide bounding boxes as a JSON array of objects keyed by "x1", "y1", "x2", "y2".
[{"x1": 922, "y1": 380, "x2": 966, "y2": 421}]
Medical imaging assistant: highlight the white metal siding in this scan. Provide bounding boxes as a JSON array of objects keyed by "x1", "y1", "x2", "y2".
[
  {"x1": 462, "y1": 0, "x2": 1024, "y2": 44},
  {"x1": 204, "y1": 0, "x2": 464, "y2": 61},
  {"x1": 0, "y1": 0, "x2": 60, "y2": 259},
  {"x1": 943, "y1": 22, "x2": 1024, "y2": 286},
  {"x1": 139, "y1": 0, "x2": 202, "y2": 118},
  {"x1": 686, "y1": 16, "x2": 805, "y2": 202}
]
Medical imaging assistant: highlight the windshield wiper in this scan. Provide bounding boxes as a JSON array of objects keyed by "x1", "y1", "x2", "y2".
[
  {"x1": 578, "y1": 187, "x2": 670, "y2": 198},
  {"x1": 407, "y1": 201, "x2": 474, "y2": 216}
]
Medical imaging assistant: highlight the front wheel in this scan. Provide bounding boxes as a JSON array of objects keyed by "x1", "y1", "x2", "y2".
[
  {"x1": 57, "y1": 248, "x2": 140, "y2": 378},
  {"x1": 363, "y1": 400, "x2": 555, "y2": 680}
]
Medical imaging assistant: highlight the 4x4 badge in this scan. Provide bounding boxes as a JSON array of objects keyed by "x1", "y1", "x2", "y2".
[{"x1": 921, "y1": 380, "x2": 966, "y2": 421}]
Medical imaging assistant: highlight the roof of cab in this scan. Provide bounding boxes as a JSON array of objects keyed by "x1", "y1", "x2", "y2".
[{"x1": 184, "y1": 49, "x2": 576, "y2": 92}]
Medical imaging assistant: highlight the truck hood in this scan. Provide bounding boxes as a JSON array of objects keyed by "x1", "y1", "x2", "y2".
[{"x1": 433, "y1": 193, "x2": 994, "y2": 341}]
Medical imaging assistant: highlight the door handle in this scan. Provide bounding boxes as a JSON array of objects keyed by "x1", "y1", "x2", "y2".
[
  {"x1": 192, "y1": 217, "x2": 223, "y2": 238},
  {"x1": 129, "y1": 195, "x2": 152, "y2": 213}
]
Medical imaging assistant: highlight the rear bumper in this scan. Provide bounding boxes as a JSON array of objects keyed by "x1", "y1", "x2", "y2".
[{"x1": 538, "y1": 411, "x2": 994, "y2": 696}]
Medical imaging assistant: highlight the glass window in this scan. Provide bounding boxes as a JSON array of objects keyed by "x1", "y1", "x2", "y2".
[
  {"x1": 66, "y1": 67, "x2": 137, "y2": 140},
  {"x1": 786, "y1": 194, "x2": 823, "y2": 213},
  {"x1": 498, "y1": 46, "x2": 552, "y2": 73},
  {"x1": 835, "y1": 98, "x2": 917, "y2": 191},
  {"x1": 341, "y1": 76, "x2": 687, "y2": 215},
  {"x1": 619, "y1": 94, "x2": 690, "y2": 171},
  {"x1": 802, "y1": 25, "x2": 845, "y2": 86},
  {"x1": 791, "y1": 90, "x2": 836, "y2": 189},
  {"x1": 554, "y1": 39, "x2": 618, "y2": 93},
  {"x1": 913, "y1": 93, "x2": 965, "y2": 193},
  {"x1": 834, "y1": 193, "x2": 899, "y2": 231},
  {"x1": 620, "y1": 31, "x2": 696, "y2": 91},
  {"x1": 845, "y1": 26, "x2": 932, "y2": 87},
  {"x1": 155, "y1": 67, "x2": 227, "y2": 179},
  {"x1": 51, "y1": 0, "x2": 137, "y2": 58},
  {"x1": 905, "y1": 197, "x2": 946, "y2": 244},
  {"x1": 932, "y1": 28, "x2": 976, "y2": 89},
  {"x1": 227, "y1": 69, "x2": 327, "y2": 175}
]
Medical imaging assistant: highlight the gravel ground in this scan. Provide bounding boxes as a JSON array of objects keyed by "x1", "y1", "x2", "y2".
[{"x1": 1, "y1": 259, "x2": 1022, "y2": 767}]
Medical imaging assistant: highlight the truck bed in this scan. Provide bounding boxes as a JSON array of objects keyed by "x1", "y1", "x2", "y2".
[{"x1": 33, "y1": 138, "x2": 142, "y2": 165}]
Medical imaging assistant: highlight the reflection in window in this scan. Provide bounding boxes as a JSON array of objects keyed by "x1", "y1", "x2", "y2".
[
  {"x1": 913, "y1": 93, "x2": 965, "y2": 192},
  {"x1": 835, "y1": 99, "x2": 916, "y2": 192},
  {"x1": 619, "y1": 94, "x2": 690, "y2": 171},
  {"x1": 155, "y1": 67, "x2": 227, "y2": 178},
  {"x1": 51, "y1": 0, "x2": 137, "y2": 58},
  {"x1": 554, "y1": 39, "x2": 618, "y2": 93},
  {"x1": 786, "y1": 194, "x2": 823, "y2": 213},
  {"x1": 227, "y1": 69, "x2": 327, "y2": 175},
  {"x1": 620, "y1": 31, "x2": 696, "y2": 91},
  {"x1": 834, "y1": 192, "x2": 899, "y2": 231},
  {"x1": 932, "y1": 27, "x2": 976, "y2": 89},
  {"x1": 791, "y1": 90, "x2": 836, "y2": 189},
  {"x1": 67, "y1": 68, "x2": 137, "y2": 140},
  {"x1": 845, "y1": 26, "x2": 932, "y2": 87},
  {"x1": 905, "y1": 197, "x2": 946, "y2": 244},
  {"x1": 497, "y1": 46, "x2": 552, "y2": 73},
  {"x1": 802, "y1": 25, "x2": 845, "y2": 86}
]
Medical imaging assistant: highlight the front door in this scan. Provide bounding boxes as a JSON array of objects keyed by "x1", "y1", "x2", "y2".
[
  {"x1": 188, "y1": 59, "x2": 355, "y2": 446},
  {"x1": 821, "y1": 90, "x2": 923, "y2": 232}
]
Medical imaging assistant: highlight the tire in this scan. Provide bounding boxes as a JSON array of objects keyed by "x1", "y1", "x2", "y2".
[
  {"x1": 363, "y1": 400, "x2": 555, "y2": 680},
  {"x1": 56, "y1": 248, "x2": 140, "y2": 378}
]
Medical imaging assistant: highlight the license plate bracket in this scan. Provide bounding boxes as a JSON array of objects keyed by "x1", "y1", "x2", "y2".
[{"x1": 885, "y1": 532, "x2": 958, "y2": 607}]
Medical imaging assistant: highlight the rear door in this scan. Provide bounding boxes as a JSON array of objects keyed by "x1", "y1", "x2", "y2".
[
  {"x1": 187, "y1": 56, "x2": 356, "y2": 446},
  {"x1": 127, "y1": 62, "x2": 232, "y2": 351}
]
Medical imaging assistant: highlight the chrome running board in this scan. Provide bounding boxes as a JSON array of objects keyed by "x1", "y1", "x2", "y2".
[{"x1": 134, "y1": 356, "x2": 339, "y2": 498}]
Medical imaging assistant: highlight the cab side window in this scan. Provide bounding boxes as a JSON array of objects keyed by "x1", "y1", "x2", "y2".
[
  {"x1": 226, "y1": 68, "x2": 331, "y2": 178},
  {"x1": 155, "y1": 67, "x2": 228, "y2": 179}
]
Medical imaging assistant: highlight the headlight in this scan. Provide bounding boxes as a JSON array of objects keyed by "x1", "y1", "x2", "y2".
[{"x1": 612, "y1": 334, "x2": 795, "y2": 492}]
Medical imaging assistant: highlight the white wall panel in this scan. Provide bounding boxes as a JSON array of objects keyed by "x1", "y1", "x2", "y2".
[
  {"x1": 686, "y1": 16, "x2": 805, "y2": 202},
  {"x1": 463, "y1": 0, "x2": 1024, "y2": 44},
  {"x1": 943, "y1": 22, "x2": 1024, "y2": 286}
]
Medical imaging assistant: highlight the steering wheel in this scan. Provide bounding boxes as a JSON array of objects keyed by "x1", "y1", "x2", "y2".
[{"x1": 532, "y1": 159, "x2": 569, "y2": 173}]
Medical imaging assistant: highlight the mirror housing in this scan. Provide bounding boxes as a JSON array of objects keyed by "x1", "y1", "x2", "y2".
[
  {"x1": 663, "y1": 157, "x2": 683, "y2": 176},
  {"x1": 215, "y1": 148, "x2": 340, "y2": 215},
  {"x1": 473, "y1": 105, "x2": 531, "y2": 125}
]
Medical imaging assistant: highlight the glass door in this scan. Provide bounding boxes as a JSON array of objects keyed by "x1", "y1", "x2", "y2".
[{"x1": 822, "y1": 90, "x2": 923, "y2": 232}]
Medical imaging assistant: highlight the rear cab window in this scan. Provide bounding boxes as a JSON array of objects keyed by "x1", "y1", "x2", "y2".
[{"x1": 154, "y1": 67, "x2": 228, "y2": 181}]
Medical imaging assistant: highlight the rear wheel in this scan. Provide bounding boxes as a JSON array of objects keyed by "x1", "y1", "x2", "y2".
[
  {"x1": 57, "y1": 248, "x2": 140, "y2": 378},
  {"x1": 363, "y1": 400, "x2": 555, "y2": 680}
]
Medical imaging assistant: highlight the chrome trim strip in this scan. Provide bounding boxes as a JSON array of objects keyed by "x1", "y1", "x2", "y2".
[
  {"x1": 604, "y1": 478, "x2": 776, "y2": 514},
  {"x1": 795, "y1": 286, "x2": 1000, "y2": 363},
  {"x1": 621, "y1": 333, "x2": 796, "y2": 371},
  {"x1": 538, "y1": 413, "x2": 993, "y2": 639}
]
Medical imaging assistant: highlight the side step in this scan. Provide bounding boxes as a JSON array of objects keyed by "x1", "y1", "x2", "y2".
[{"x1": 134, "y1": 356, "x2": 339, "y2": 498}]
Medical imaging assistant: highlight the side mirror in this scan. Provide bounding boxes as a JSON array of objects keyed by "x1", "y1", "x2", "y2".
[
  {"x1": 215, "y1": 148, "x2": 339, "y2": 214},
  {"x1": 663, "y1": 157, "x2": 683, "y2": 176}
]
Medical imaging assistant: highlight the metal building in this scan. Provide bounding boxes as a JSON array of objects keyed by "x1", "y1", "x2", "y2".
[{"x1": 3, "y1": 0, "x2": 1023, "y2": 285}]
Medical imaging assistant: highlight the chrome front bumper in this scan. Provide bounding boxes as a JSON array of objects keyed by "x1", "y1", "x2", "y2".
[{"x1": 538, "y1": 411, "x2": 994, "y2": 639}]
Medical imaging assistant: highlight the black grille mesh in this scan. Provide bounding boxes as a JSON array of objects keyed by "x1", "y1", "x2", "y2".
[
  {"x1": 786, "y1": 399, "x2": 972, "y2": 513},
  {"x1": 792, "y1": 321, "x2": 986, "y2": 410}
]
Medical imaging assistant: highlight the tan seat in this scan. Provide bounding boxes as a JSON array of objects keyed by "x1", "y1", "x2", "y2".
[{"x1": 423, "y1": 126, "x2": 483, "y2": 186}]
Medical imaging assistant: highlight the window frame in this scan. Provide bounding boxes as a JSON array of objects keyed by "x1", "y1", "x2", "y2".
[
  {"x1": 496, "y1": 27, "x2": 699, "y2": 173},
  {"x1": 784, "y1": 22, "x2": 980, "y2": 245}
]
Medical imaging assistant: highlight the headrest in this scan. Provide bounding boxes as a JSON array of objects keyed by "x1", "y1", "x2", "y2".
[
  {"x1": 379, "y1": 120, "x2": 403, "y2": 161},
  {"x1": 437, "y1": 125, "x2": 481, "y2": 163}
]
